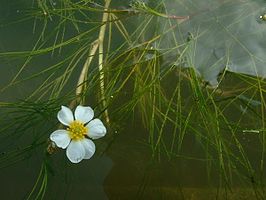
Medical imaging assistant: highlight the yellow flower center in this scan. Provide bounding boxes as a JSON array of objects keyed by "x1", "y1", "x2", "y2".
[{"x1": 67, "y1": 121, "x2": 88, "y2": 141}]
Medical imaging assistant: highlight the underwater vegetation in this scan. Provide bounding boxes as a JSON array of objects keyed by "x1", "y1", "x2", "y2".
[{"x1": 0, "y1": 0, "x2": 266, "y2": 199}]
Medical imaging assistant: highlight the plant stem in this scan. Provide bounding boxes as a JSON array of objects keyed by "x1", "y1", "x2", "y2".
[
  {"x1": 98, "y1": 0, "x2": 111, "y2": 123},
  {"x1": 70, "y1": 40, "x2": 99, "y2": 109}
]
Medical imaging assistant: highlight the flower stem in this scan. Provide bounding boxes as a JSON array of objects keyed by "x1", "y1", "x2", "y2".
[
  {"x1": 70, "y1": 40, "x2": 99, "y2": 109},
  {"x1": 98, "y1": 0, "x2": 111, "y2": 123},
  {"x1": 71, "y1": 0, "x2": 111, "y2": 123}
]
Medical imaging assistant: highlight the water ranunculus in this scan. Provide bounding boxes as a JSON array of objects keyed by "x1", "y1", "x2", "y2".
[{"x1": 50, "y1": 105, "x2": 107, "y2": 163}]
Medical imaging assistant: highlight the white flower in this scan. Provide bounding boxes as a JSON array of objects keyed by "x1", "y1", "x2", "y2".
[{"x1": 50, "y1": 105, "x2": 107, "y2": 163}]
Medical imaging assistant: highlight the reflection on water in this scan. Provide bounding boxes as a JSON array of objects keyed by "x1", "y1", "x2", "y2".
[{"x1": 165, "y1": 0, "x2": 266, "y2": 86}]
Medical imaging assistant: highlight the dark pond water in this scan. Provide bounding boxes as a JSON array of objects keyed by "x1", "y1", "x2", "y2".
[{"x1": 0, "y1": 0, "x2": 266, "y2": 199}]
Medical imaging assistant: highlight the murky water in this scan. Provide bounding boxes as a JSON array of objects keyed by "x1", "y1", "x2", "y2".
[{"x1": 1, "y1": 0, "x2": 266, "y2": 199}]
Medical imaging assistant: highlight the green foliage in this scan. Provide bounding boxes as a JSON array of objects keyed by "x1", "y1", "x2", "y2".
[{"x1": 1, "y1": 0, "x2": 266, "y2": 198}]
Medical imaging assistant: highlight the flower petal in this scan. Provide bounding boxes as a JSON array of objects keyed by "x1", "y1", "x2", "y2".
[
  {"x1": 57, "y1": 106, "x2": 74, "y2": 126},
  {"x1": 86, "y1": 119, "x2": 107, "y2": 139},
  {"x1": 50, "y1": 130, "x2": 70, "y2": 149},
  {"x1": 81, "y1": 139, "x2": 95, "y2": 159},
  {"x1": 74, "y1": 105, "x2": 94, "y2": 124},
  {"x1": 66, "y1": 140, "x2": 85, "y2": 163}
]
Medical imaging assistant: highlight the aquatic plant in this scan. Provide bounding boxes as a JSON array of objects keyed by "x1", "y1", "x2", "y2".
[
  {"x1": 0, "y1": 0, "x2": 266, "y2": 199},
  {"x1": 50, "y1": 105, "x2": 106, "y2": 163}
]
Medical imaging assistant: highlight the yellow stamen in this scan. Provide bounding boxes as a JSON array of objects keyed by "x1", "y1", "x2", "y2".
[
  {"x1": 260, "y1": 14, "x2": 266, "y2": 21},
  {"x1": 67, "y1": 121, "x2": 88, "y2": 141}
]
